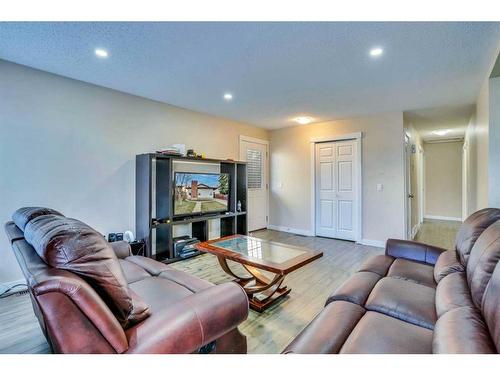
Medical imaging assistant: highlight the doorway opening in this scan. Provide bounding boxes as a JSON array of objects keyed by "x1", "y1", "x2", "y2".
[{"x1": 404, "y1": 105, "x2": 472, "y2": 245}]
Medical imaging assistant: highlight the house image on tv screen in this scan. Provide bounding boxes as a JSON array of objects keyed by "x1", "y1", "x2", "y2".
[
  {"x1": 174, "y1": 173, "x2": 229, "y2": 215},
  {"x1": 188, "y1": 181, "x2": 218, "y2": 199}
]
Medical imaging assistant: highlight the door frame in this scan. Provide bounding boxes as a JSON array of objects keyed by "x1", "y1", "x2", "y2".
[
  {"x1": 418, "y1": 145, "x2": 425, "y2": 225},
  {"x1": 462, "y1": 141, "x2": 468, "y2": 221},
  {"x1": 404, "y1": 133, "x2": 412, "y2": 240},
  {"x1": 310, "y1": 132, "x2": 362, "y2": 242},
  {"x1": 239, "y1": 135, "x2": 269, "y2": 231}
]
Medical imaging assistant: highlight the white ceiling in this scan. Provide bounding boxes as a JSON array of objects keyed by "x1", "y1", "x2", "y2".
[
  {"x1": 0, "y1": 22, "x2": 499, "y2": 129},
  {"x1": 404, "y1": 104, "x2": 475, "y2": 141}
]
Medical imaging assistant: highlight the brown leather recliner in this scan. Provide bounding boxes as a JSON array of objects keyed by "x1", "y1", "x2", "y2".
[
  {"x1": 5, "y1": 207, "x2": 249, "y2": 354},
  {"x1": 284, "y1": 208, "x2": 500, "y2": 354}
]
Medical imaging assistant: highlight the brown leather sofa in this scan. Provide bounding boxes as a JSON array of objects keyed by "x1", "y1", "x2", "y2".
[
  {"x1": 284, "y1": 208, "x2": 500, "y2": 354},
  {"x1": 5, "y1": 207, "x2": 249, "y2": 354}
]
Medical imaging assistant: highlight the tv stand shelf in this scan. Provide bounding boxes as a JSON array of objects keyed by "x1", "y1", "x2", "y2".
[
  {"x1": 171, "y1": 212, "x2": 235, "y2": 225},
  {"x1": 136, "y1": 153, "x2": 248, "y2": 262}
]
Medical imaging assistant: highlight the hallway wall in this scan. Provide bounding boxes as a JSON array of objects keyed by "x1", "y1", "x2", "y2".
[
  {"x1": 424, "y1": 141, "x2": 463, "y2": 220},
  {"x1": 489, "y1": 76, "x2": 500, "y2": 208},
  {"x1": 475, "y1": 79, "x2": 490, "y2": 209}
]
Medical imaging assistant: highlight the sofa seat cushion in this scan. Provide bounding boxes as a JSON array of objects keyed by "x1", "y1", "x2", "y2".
[
  {"x1": 435, "y1": 272, "x2": 474, "y2": 317},
  {"x1": 119, "y1": 259, "x2": 151, "y2": 284},
  {"x1": 358, "y1": 255, "x2": 436, "y2": 288},
  {"x1": 339, "y1": 311, "x2": 433, "y2": 354},
  {"x1": 128, "y1": 270, "x2": 213, "y2": 314},
  {"x1": 387, "y1": 258, "x2": 436, "y2": 288},
  {"x1": 128, "y1": 277, "x2": 195, "y2": 313},
  {"x1": 326, "y1": 271, "x2": 382, "y2": 306},
  {"x1": 358, "y1": 254, "x2": 394, "y2": 276},
  {"x1": 433, "y1": 306, "x2": 496, "y2": 353},
  {"x1": 283, "y1": 301, "x2": 366, "y2": 354},
  {"x1": 365, "y1": 277, "x2": 437, "y2": 329},
  {"x1": 158, "y1": 268, "x2": 213, "y2": 294},
  {"x1": 434, "y1": 250, "x2": 464, "y2": 283}
]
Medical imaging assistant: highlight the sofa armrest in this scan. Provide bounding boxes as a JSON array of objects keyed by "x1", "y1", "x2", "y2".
[
  {"x1": 385, "y1": 238, "x2": 447, "y2": 265},
  {"x1": 33, "y1": 268, "x2": 128, "y2": 353},
  {"x1": 125, "y1": 282, "x2": 249, "y2": 354}
]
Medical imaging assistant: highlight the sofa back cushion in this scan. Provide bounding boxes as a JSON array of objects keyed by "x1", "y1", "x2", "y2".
[
  {"x1": 455, "y1": 208, "x2": 500, "y2": 266},
  {"x1": 23, "y1": 214, "x2": 150, "y2": 328},
  {"x1": 482, "y1": 262, "x2": 500, "y2": 352},
  {"x1": 13, "y1": 207, "x2": 64, "y2": 231},
  {"x1": 466, "y1": 221, "x2": 500, "y2": 308},
  {"x1": 432, "y1": 306, "x2": 496, "y2": 353}
]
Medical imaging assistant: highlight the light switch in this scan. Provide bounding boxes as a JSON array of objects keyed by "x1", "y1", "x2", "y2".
[
  {"x1": 277, "y1": 181, "x2": 283, "y2": 189},
  {"x1": 376, "y1": 183, "x2": 383, "y2": 192}
]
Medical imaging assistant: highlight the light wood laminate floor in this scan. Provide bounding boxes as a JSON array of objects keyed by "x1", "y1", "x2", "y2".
[{"x1": 2, "y1": 222, "x2": 459, "y2": 354}]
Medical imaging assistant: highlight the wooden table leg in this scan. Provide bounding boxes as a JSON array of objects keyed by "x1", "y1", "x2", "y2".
[
  {"x1": 217, "y1": 256, "x2": 291, "y2": 312},
  {"x1": 217, "y1": 256, "x2": 253, "y2": 282}
]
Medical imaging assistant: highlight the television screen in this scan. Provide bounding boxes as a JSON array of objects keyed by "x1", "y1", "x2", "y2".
[{"x1": 174, "y1": 172, "x2": 229, "y2": 216}]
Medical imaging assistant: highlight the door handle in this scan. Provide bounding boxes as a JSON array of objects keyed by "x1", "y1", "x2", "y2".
[{"x1": 408, "y1": 194, "x2": 414, "y2": 198}]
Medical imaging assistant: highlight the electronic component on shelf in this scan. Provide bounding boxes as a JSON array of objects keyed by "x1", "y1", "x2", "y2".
[{"x1": 173, "y1": 235, "x2": 201, "y2": 258}]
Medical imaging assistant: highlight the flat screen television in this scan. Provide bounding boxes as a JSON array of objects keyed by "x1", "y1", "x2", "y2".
[{"x1": 173, "y1": 172, "x2": 230, "y2": 217}]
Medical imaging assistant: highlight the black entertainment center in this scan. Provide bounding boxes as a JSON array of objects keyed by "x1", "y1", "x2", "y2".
[{"x1": 135, "y1": 153, "x2": 248, "y2": 263}]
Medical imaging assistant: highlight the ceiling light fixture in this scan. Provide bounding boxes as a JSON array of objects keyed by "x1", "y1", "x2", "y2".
[
  {"x1": 432, "y1": 129, "x2": 451, "y2": 136},
  {"x1": 293, "y1": 116, "x2": 314, "y2": 125},
  {"x1": 369, "y1": 47, "x2": 383, "y2": 57},
  {"x1": 223, "y1": 92, "x2": 233, "y2": 101},
  {"x1": 94, "y1": 48, "x2": 109, "y2": 58}
]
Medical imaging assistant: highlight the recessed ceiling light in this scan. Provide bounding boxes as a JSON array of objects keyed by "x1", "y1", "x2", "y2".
[
  {"x1": 293, "y1": 116, "x2": 314, "y2": 125},
  {"x1": 369, "y1": 47, "x2": 383, "y2": 57},
  {"x1": 432, "y1": 129, "x2": 451, "y2": 136},
  {"x1": 94, "y1": 48, "x2": 109, "y2": 58},
  {"x1": 223, "y1": 92, "x2": 233, "y2": 101}
]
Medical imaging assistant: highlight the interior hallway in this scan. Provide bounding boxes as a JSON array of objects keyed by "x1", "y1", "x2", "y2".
[{"x1": 414, "y1": 219, "x2": 461, "y2": 250}]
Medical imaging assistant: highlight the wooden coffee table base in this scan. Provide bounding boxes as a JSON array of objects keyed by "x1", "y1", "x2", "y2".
[{"x1": 218, "y1": 256, "x2": 291, "y2": 312}]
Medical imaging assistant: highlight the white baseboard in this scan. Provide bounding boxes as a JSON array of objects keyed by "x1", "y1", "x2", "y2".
[
  {"x1": 424, "y1": 215, "x2": 462, "y2": 222},
  {"x1": 0, "y1": 279, "x2": 27, "y2": 296},
  {"x1": 268, "y1": 225, "x2": 386, "y2": 248},
  {"x1": 267, "y1": 225, "x2": 314, "y2": 237},
  {"x1": 357, "y1": 239, "x2": 386, "y2": 248}
]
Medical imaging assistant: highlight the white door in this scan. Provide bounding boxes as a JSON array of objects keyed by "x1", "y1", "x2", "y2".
[
  {"x1": 240, "y1": 138, "x2": 268, "y2": 231},
  {"x1": 315, "y1": 140, "x2": 358, "y2": 240}
]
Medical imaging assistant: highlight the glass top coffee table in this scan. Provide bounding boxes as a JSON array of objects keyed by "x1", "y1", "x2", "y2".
[{"x1": 195, "y1": 235, "x2": 323, "y2": 312}]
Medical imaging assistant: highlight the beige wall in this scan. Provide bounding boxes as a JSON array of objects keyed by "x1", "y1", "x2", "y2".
[
  {"x1": 424, "y1": 141, "x2": 463, "y2": 219},
  {"x1": 269, "y1": 112, "x2": 405, "y2": 245},
  {"x1": 0, "y1": 60, "x2": 268, "y2": 284},
  {"x1": 489, "y1": 76, "x2": 500, "y2": 208},
  {"x1": 462, "y1": 50, "x2": 500, "y2": 214},
  {"x1": 464, "y1": 113, "x2": 478, "y2": 216},
  {"x1": 475, "y1": 79, "x2": 490, "y2": 209}
]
